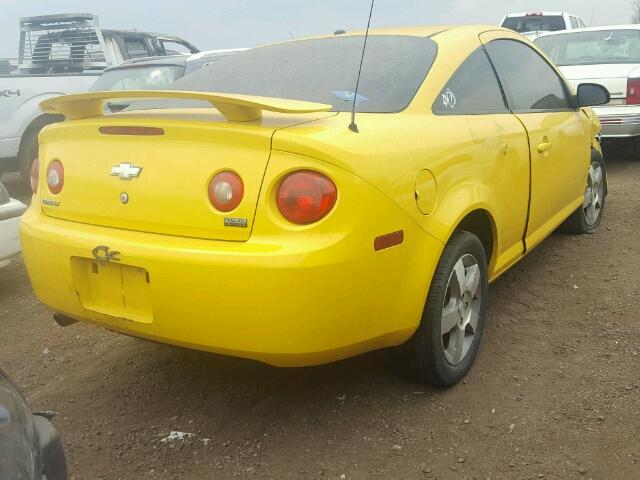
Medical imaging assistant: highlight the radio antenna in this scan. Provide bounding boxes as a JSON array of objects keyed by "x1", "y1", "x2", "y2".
[{"x1": 348, "y1": 0, "x2": 376, "y2": 133}]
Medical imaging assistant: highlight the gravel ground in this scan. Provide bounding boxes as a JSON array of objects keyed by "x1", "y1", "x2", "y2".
[{"x1": 1, "y1": 153, "x2": 638, "y2": 479}]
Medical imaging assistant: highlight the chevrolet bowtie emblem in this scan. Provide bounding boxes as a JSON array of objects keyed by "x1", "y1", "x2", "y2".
[{"x1": 111, "y1": 163, "x2": 143, "y2": 180}]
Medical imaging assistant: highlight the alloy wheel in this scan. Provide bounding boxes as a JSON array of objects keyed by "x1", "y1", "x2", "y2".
[
  {"x1": 440, "y1": 254, "x2": 483, "y2": 366},
  {"x1": 584, "y1": 161, "x2": 605, "y2": 227}
]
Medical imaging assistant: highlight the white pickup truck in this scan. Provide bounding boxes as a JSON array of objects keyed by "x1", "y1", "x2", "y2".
[{"x1": 0, "y1": 13, "x2": 198, "y2": 183}]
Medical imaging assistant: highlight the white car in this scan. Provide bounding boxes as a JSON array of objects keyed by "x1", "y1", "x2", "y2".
[
  {"x1": 535, "y1": 26, "x2": 640, "y2": 144},
  {"x1": 501, "y1": 12, "x2": 586, "y2": 39},
  {"x1": 0, "y1": 182, "x2": 25, "y2": 268}
]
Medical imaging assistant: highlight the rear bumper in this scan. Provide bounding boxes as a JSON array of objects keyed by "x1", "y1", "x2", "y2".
[
  {"x1": 0, "y1": 199, "x2": 26, "y2": 266},
  {"x1": 21, "y1": 206, "x2": 442, "y2": 367},
  {"x1": 592, "y1": 106, "x2": 640, "y2": 138}
]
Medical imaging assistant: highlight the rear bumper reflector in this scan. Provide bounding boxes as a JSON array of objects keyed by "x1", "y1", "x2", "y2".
[{"x1": 374, "y1": 230, "x2": 404, "y2": 251}]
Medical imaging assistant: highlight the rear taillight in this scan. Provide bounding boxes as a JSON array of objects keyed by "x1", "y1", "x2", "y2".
[
  {"x1": 30, "y1": 158, "x2": 39, "y2": 194},
  {"x1": 276, "y1": 170, "x2": 337, "y2": 225},
  {"x1": 46, "y1": 160, "x2": 64, "y2": 195},
  {"x1": 627, "y1": 78, "x2": 640, "y2": 105},
  {"x1": 208, "y1": 171, "x2": 244, "y2": 212}
]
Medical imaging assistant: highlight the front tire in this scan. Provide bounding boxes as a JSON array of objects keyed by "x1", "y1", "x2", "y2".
[
  {"x1": 406, "y1": 231, "x2": 489, "y2": 387},
  {"x1": 561, "y1": 150, "x2": 606, "y2": 234}
]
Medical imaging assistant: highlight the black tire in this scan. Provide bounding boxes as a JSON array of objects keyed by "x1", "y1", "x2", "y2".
[
  {"x1": 18, "y1": 127, "x2": 40, "y2": 188},
  {"x1": 405, "y1": 231, "x2": 489, "y2": 387},
  {"x1": 561, "y1": 150, "x2": 607, "y2": 234}
]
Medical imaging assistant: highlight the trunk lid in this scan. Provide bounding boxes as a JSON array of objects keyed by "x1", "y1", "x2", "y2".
[{"x1": 38, "y1": 107, "x2": 333, "y2": 241}]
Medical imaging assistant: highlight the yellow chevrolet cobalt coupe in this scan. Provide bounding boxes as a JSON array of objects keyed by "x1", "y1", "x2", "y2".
[{"x1": 22, "y1": 26, "x2": 608, "y2": 386}]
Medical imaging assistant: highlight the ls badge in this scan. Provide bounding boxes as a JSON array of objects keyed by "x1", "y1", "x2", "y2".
[{"x1": 224, "y1": 217, "x2": 248, "y2": 228}]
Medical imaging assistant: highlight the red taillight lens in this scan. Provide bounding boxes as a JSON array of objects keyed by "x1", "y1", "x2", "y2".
[
  {"x1": 276, "y1": 170, "x2": 337, "y2": 225},
  {"x1": 46, "y1": 160, "x2": 64, "y2": 195},
  {"x1": 30, "y1": 158, "x2": 39, "y2": 194},
  {"x1": 208, "y1": 171, "x2": 244, "y2": 212},
  {"x1": 627, "y1": 78, "x2": 640, "y2": 105}
]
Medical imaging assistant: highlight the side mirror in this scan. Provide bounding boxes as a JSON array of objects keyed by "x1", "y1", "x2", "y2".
[{"x1": 577, "y1": 83, "x2": 610, "y2": 107}]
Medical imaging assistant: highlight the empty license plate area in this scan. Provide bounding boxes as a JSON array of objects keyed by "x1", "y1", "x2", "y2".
[{"x1": 71, "y1": 257, "x2": 153, "y2": 324}]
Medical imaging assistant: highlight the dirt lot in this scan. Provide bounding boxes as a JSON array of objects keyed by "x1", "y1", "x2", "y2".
[{"x1": 1, "y1": 153, "x2": 639, "y2": 480}]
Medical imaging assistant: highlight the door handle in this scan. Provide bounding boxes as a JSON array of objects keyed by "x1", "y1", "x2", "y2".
[{"x1": 537, "y1": 142, "x2": 553, "y2": 153}]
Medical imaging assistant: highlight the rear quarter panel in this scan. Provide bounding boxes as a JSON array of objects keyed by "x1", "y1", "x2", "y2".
[{"x1": 273, "y1": 27, "x2": 532, "y2": 278}]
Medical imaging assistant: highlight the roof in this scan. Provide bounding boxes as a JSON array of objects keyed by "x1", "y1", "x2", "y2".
[
  {"x1": 536, "y1": 24, "x2": 640, "y2": 38},
  {"x1": 504, "y1": 12, "x2": 568, "y2": 17},
  {"x1": 303, "y1": 25, "x2": 453, "y2": 40},
  {"x1": 101, "y1": 29, "x2": 186, "y2": 41}
]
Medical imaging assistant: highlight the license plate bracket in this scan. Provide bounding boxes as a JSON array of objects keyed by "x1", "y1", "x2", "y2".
[{"x1": 71, "y1": 258, "x2": 153, "y2": 323}]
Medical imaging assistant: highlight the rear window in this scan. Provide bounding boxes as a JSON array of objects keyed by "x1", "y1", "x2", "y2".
[
  {"x1": 535, "y1": 30, "x2": 640, "y2": 66},
  {"x1": 502, "y1": 15, "x2": 566, "y2": 33},
  {"x1": 169, "y1": 35, "x2": 438, "y2": 113},
  {"x1": 91, "y1": 65, "x2": 184, "y2": 91}
]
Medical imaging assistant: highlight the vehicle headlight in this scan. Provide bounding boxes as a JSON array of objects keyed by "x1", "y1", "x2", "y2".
[{"x1": 0, "y1": 369, "x2": 40, "y2": 480}]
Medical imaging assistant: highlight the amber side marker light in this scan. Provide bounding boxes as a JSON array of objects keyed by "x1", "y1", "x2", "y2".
[
  {"x1": 374, "y1": 230, "x2": 404, "y2": 251},
  {"x1": 99, "y1": 126, "x2": 165, "y2": 136}
]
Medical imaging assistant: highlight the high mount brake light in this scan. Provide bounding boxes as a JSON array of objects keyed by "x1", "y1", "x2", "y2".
[
  {"x1": 46, "y1": 160, "x2": 64, "y2": 195},
  {"x1": 208, "y1": 171, "x2": 244, "y2": 212},
  {"x1": 276, "y1": 171, "x2": 337, "y2": 225},
  {"x1": 99, "y1": 126, "x2": 165, "y2": 136}
]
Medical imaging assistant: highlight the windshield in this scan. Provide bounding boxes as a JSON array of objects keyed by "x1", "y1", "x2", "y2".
[
  {"x1": 502, "y1": 15, "x2": 565, "y2": 33},
  {"x1": 91, "y1": 65, "x2": 185, "y2": 91},
  {"x1": 166, "y1": 35, "x2": 437, "y2": 113},
  {"x1": 535, "y1": 30, "x2": 640, "y2": 66}
]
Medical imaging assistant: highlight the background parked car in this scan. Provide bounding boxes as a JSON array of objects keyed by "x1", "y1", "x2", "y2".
[
  {"x1": 535, "y1": 26, "x2": 640, "y2": 155},
  {"x1": 90, "y1": 49, "x2": 248, "y2": 112},
  {"x1": 0, "y1": 368, "x2": 67, "y2": 480},
  {"x1": 0, "y1": 13, "x2": 199, "y2": 185},
  {"x1": 0, "y1": 181, "x2": 25, "y2": 268},
  {"x1": 501, "y1": 12, "x2": 586, "y2": 39}
]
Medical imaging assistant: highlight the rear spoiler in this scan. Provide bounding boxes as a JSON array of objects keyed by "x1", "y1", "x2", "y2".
[{"x1": 40, "y1": 90, "x2": 333, "y2": 122}]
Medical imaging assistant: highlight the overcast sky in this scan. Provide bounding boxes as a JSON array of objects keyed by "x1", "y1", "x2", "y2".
[{"x1": 0, "y1": 0, "x2": 635, "y2": 57}]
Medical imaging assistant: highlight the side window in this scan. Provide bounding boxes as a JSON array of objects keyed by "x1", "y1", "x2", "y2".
[
  {"x1": 485, "y1": 40, "x2": 572, "y2": 112},
  {"x1": 432, "y1": 48, "x2": 507, "y2": 115},
  {"x1": 569, "y1": 16, "x2": 579, "y2": 29},
  {"x1": 578, "y1": 18, "x2": 586, "y2": 28},
  {"x1": 124, "y1": 37, "x2": 151, "y2": 58},
  {"x1": 161, "y1": 40, "x2": 193, "y2": 55}
]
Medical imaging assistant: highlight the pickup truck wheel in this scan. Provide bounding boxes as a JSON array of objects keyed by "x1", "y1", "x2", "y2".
[
  {"x1": 406, "y1": 231, "x2": 488, "y2": 387},
  {"x1": 561, "y1": 151, "x2": 606, "y2": 234},
  {"x1": 18, "y1": 128, "x2": 40, "y2": 188}
]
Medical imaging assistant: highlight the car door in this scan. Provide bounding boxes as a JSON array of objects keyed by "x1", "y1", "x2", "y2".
[
  {"x1": 431, "y1": 47, "x2": 531, "y2": 276},
  {"x1": 481, "y1": 34, "x2": 591, "y2": 251}
]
